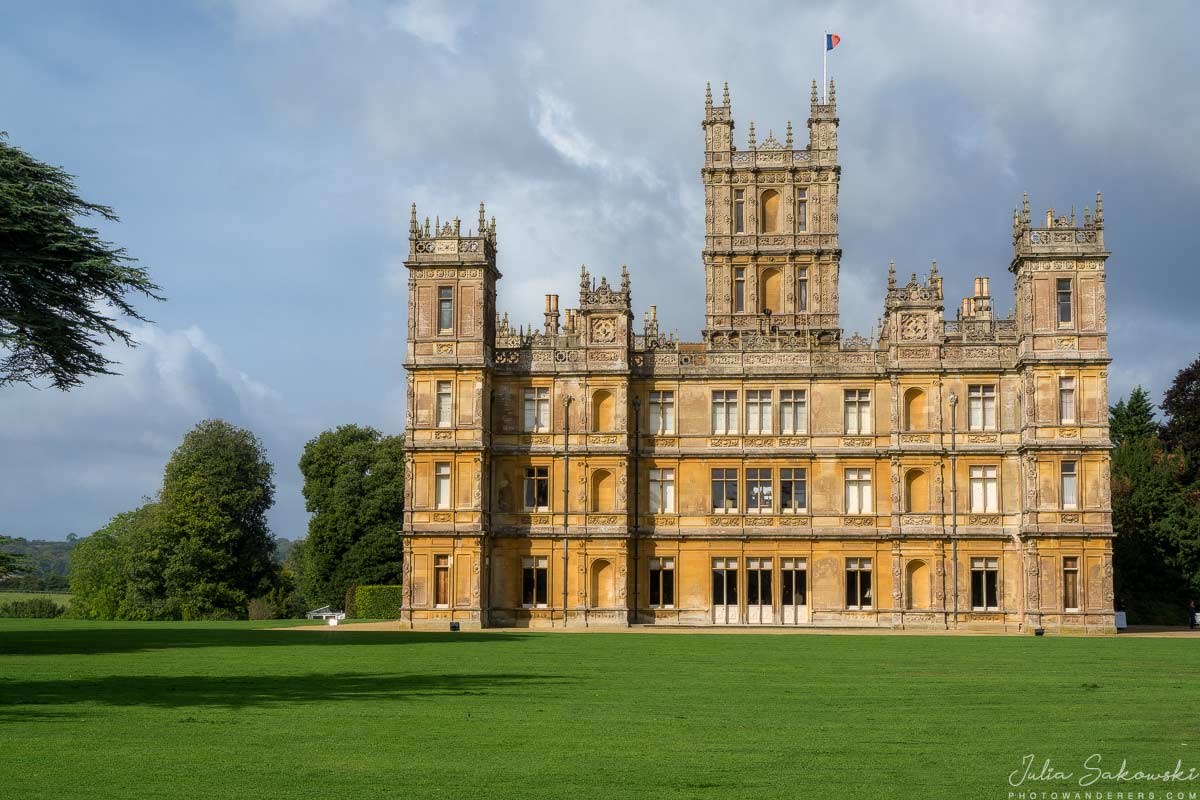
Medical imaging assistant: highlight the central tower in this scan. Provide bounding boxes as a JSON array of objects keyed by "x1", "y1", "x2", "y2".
[{"x1": 701, "y1": 80, "x2": 842, "y2": 345}]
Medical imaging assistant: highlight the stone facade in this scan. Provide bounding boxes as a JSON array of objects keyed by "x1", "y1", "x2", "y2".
[{"x1": 400, "y1": 81, "x2": 1114, "y2": 633}]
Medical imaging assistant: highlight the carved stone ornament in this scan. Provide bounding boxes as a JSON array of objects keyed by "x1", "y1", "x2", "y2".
[{"x1": 592, "y1": 318, "x2": 616, "y2": 343}]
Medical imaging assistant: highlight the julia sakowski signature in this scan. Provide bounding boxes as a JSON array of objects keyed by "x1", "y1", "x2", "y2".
[{"x1": 1009, "y1": 754, "x2": 1199, "y2": 788}]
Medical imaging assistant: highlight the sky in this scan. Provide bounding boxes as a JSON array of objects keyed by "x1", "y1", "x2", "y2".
[{"x1": 2, "y1": 0, "x2": 1198, "y2": 541}]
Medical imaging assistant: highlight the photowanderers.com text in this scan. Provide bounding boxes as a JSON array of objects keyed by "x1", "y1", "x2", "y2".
[{"x1": 1006, "y1": 753, "x2": 1198, "y2": 799}]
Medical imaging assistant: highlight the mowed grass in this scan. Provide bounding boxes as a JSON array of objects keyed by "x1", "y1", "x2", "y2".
[
  {"x1": 0, "y1": 591, "x2": 71, "y2": 605},
  {"x1": 1, "y1": 621, "x2": 1197, "y2": 799}
]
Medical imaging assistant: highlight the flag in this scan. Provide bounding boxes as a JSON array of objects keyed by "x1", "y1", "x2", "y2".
[{"x1": 826, "y1": 33, "x2": 841, "y2": 51}]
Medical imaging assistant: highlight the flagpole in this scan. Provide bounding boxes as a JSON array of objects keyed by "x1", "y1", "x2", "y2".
[{"x1": 822, "y1": 30, "x2": 827, "y2": 103}]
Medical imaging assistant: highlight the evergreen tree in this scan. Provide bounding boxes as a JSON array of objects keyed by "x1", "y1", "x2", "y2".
[
  {"x1": 1162, "y1": 354, "x2": 1200, "y2": 475},
  {"x1": 1109, "y1": 386, "x2": 1158, "y2": 447}
]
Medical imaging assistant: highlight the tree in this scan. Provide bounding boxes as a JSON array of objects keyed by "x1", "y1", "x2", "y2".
[
  {"x1": 1162, "y1": 354, "x2": 1200, "y2": 475},
  {"x1": 0, "y1": 133, "x2": 162, "y2": 390},
  {"x1": 0, "y1": 534, "x2": 25, "y2": 576},
  {"x1": 1109, "y1": 386, "x2": 1158, "y2": 447},
  {"x1": 298, "y1": 425, "x2": 404, "y2": 608}
]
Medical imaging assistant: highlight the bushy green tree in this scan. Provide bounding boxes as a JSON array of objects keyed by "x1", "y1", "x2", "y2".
[
  {"x1": 298, "y1": 425, "x2": 404, "y2": 608},
  {"x1": 1109, "y1": 386, "x2": 1158, "y2": 447},
  {"x1": 0, "y1": 132, "x2": 161, "y2": 390},
  {"x1": 1162, "y1": 355, "x2": 1200, "y2": 479}
]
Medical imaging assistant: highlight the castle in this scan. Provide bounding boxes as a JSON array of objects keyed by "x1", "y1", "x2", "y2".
[{"x1": 399, "y1": 80, "x2": 1114, "y2": 632}]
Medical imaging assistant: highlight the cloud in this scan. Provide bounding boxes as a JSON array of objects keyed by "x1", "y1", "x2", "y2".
[{"x1": 387, "y1": 0, "x2": 471, "y2": 52}]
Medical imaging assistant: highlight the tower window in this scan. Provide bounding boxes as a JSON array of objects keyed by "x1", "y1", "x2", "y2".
[
  {"x1": 797, "y1": 268, "x2": 809, "y2": 312},
  {"x1": 734, "y1": 190, "x2": 745, "y2": 233},
  {"x1": 523, "y1": 387, "x2": 550, "y2": 432},
  {"x1": 745, "y1": 389, "x2": 772, "y2": 434},
  {"x1": 968, "y1": 465, "x2": 999, "y2": 513},
  {"x1": 436, "y1": 381, "x2": 453, "y2": 428},
  {"x1": 1056, "y1": 278, "x2": 1073, "y2": 325},
  {"x1": 844, "y1": 389, "x2": 871, "y2": 435},
  {"x1": 734, "y1": 268, "x2": 746, "y2": 313},
  {"x1": 648, "y1": 391, "x2": 675, "y2": 434},
  {"x1": 711, "y1": 390, "x2": 738, "y2": 434},
  {"x1": 779, "y1": 390, "x2": 807, "y2": 434},
  {"x1": 437, "y1": 286, "x2": 454, "y2": 333},
  {"x1": 796, "y1": 189, "x2": 808, "y2": 232},
  {"x1": 523, "y1": 466, "x2": 550, "y2": 511},
  {"x1": 1061, "y1": 461, "x2": 1078, "y2": 509},
  {"x1": 967, "y1": 385, "x2": 996, "y2": 431},
  {"x1": 1063, "y1": 556, "x2": 1080, "y2": 611},
  {"x1": 434, "y1": 462, "x2": 451, "y2": 510},
  {"x1": 844, "y1": 468, "x2": 872, "y2": 515},
  {"x1": 1059, "y1": 376, "x2": 1076, "y2": 424}
]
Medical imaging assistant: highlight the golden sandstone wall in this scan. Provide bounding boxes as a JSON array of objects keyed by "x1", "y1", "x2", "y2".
[{"x1": 399, "y1": 81, "x2": 1115, "y2": 633}]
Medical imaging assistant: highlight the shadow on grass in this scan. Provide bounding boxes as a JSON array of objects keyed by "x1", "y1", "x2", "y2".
[
  {"x1": 0, "y1": 626, "x2": 530, "y2": 657},
  {"x1": 0, "y1": 671, "x2": 569, "y2": 713}
]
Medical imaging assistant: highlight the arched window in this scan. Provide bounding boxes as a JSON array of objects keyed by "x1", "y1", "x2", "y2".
[
  {"x1": 904, "y1": 469, "x2": 929, "y2": 513},
  {"x1": 760, "y1": 268, "x2": 781, "y2": 315},
  {"x1": 590, "y1": 469, "x2": 614, "y2": 513},
  {"x1": 759, "y1": 190, "x2": 780, "y2": 233},
  {"x1": 591, "y1": 389, "x2": 614, "y2": 432},
  {"x1": 903, "y1": 387, "x2": 927, "y2": 432}
]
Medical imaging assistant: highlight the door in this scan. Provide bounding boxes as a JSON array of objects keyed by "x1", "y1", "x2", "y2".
[
  {"x1": 711, "y1": 558, "x2": 738, "y2": 624},
  {"x1": 434, "y1": 555, "x2": 450, "y2": 608},
  {"x1": 747, "y1": 558, "x2": 773, "y2": 624},
  {"x1": 781, "y1": 558, "x2": 808, "y2": 624}
]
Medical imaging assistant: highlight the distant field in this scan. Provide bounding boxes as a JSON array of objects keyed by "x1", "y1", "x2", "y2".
[
  {"x1": 0, "y1": 619, "x2": 1197, "y2": 799},
  {"x1": 0, "y1": 591, "x2": 70, "y2": 605}
]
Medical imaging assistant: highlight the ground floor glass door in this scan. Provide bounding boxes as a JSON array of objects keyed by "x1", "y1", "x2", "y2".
[
  {"x1": 781, "y1": 558, "x2": 808, "y2": 624},
  {"x1": 746, "y1": 558, "x2": 773, "y2": 624},
  {"x1": 711, "y1": 558, "x2": 738, "y2": 624}
]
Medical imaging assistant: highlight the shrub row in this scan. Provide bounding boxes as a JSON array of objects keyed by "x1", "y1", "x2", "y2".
[
  {"x1": 0, "y1": 597, "x2": 68, "y2": 618},
  {"x1": 354, "y1": 585, "x2": 402, "y2": 619}
]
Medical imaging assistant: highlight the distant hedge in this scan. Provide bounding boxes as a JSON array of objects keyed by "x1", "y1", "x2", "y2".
[
  {"x1": 0, "y1": 597, "x2": 67, "y2": 618},
  {"x1": 354, "y1": 585, "x2": 402, "y2": 619}
]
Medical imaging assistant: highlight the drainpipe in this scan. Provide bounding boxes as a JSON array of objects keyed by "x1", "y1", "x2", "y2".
[
  {"x1": 486, "y1": 388, "x2": 495, "y2": 628},
  {"x1": 630, "y1": 395, "x2": 641, "y2": 627},
  {"x1": 949, "y1": 391, "x2": 959, "y2": 628},
  {"x1": 562, "y1": 394, "x2": 572, "y2": 628}
]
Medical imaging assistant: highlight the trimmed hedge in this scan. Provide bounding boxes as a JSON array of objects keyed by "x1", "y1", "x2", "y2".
[
  {"x1": 0, "y1": 597, "x2": 67, "y2": 618},
  {"x1": 354, "y1": 585, "x2": 402, "y2": 619}
]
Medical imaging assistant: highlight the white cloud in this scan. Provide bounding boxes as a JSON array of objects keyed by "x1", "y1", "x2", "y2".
[{"x1": 387, "y1": 0, "x2": 471, "y2": 52}]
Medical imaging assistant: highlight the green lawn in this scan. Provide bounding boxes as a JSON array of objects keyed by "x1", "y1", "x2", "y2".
[
  {"x1": 1, "y1": 620, "x2": 1197, "y2": 799},
  {"x1": 0, "y1": 591, "x2": 71, "y2": 605}
]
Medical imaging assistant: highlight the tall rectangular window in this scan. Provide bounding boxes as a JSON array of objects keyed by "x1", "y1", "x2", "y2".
[
  {"x1": 968, "y1": 384, "x2": 996, "y2": 431},
  {"x1": 845, "y1": 557, "x2": 872, "y2": 609},
  {"x1": 711, "y1": 390, "x2": 738, "y2": 434},
  {"x1": 733, "y1": 189, "x2": 745, "y2": 233},
  {"x1": 734, "y1": 267, "x2": 746, "y2": 312},
  {"x1": 648, "y1": 468, "x2": 675, "y2": 513},
  {"x1": 969, "y1": 465, "x2": 999, "y2": 513},
  {"x1": 434, "y1": 462, "x2": 451, "y2": 510},
  {"x1": 1063, "y1": 556, "x2": 1080, "y2": 611},
  {"x1": 1056, "y1": 278, "x2": 1073, "y2": 325},
  {"x1": 970, "y1": 557, "x2": 999, "y2": 611},
  {"x1": 844, "y1": 389, "x2": 872, "y2": 435},
  {"x1": 649, "y1": 557, "x2": 675, "y2": 608},
  {"x1": 746, "y1": 468, "x2": 773, "y2": 514},
  {"x1": 781, "y1": 558, "x2": 807, "y2": 607},
  {"x1": 711, "y1": 468, "x2": 739, "y2": 513},
  {"x1": 747, "y1": 558, "x2": 773, "y2": 607},
  {"x1": 1059, "y1": 376, "x2": 1076, "y2": 424},
  {"x1": 844, "y1": 468, "x2": 872, "y2": 514},
  {"x1": 434, "y1": 554, "x2": 450, "y2": 607},
  {"x1": 437, "y1": 286, "x2": 454, "y2": 333},
  {"x1": 797, "y1": 268, "x2": 809, "y2": 312},
  {"x1": 796, "y1": 189, "x2": 808, "y2": 233},
  {"x1": 523, "y1": 387, "x2": 550, "y2": 432},
  {"x1": 745, "y1": 389, "x2": 772, "y2": 434},
  {"x1": 522, "y1": 556, "x2": 548, "y2": 608},
  {"x1": 436, "y1": 380, "x2": 453, "y2": 428},
  {"x1": 648, "y1": 391, "x2": 675, "y2": 434},
  {"x1": 780, "y1": 468, "x2": 807, "y2": 513},
  {"x1": 780, "y1": 389, "x2": 807, "y2": 434},
  {"x1": 1061, "y1": 461, "x2": 1078, "y2": 509},
  {"x1": 523, "y1": 466, "x2": 549, "y2": 511}
]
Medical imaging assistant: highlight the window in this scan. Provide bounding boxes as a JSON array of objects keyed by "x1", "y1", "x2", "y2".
[
  {"x1": 780, "y1": 389, "x2": 807, "y2": 434},
  {"x1": 434, "y1": 462, "x2": 451, "y2": 510},
  {"x1": 781, "y1": 558, "x2": 807, "y2": 607},
  {"x1": 436, "y1": 381, "x2": 453, "y2": 428},
  {"x1": 522, "y1": 556, "x2": 548, "y2": 608},
  {"x1": 844, "y1": 389, "x2": 871, "y2": 434},
  {"x1": 1061, "y1": 461, "x2": 1078, "y2": 509},
  {"x1": 780, "y1": 468, "x2": 808, "y2": 513},
  {"x1": 523, "y1": 466, "x2": 549, "y2": 511},
  {"x1": 970, "y1": 557, "x2": 999, "y2": 611},
  {"x1": 747, "y1": 558, "x2": 773, "y2": 606},
  {"x1": 968, "y1": 384, "x2": 996, "y2": 431},
  {"x1": 745, "y1": 389, "x2": 772, "y2": 434},
  {"x1": 1063, "y1": 556, "x2": 1080, "y2": 611},
  {"x1": 523, "y1": 387, "x2": 550, "y2": 432},
  {"x1": 648, "y1": 391, "x2": 675, "y2": 434},
  {"x1": 648, "y1": 469, "x2": 675, "y2": 514},
  {"x1": 845, "y1": 558, "x2": 872, "y2": 609},
  {"x1": 969, "y1": 465, "x2": 999, "y2": 513},
  {"x1": 712, "y1": 558, "x2": 738, "y2": 607},
  {"x1": 746, "y1": 468, "x2": 773, "y2": 514},
  {"x1": 733, "y1": 189, "x2": 745, "y2": 234},
  {"x1": 437, "y1": 286, "x2": 454, "y2": 333},
  {"x1": 844, "y1": 468, "x2": 872, "y2": 514},
  {"x1": 797, "y1": 268, "x2": 809, "y2": 312},
  {"x1": 711, "y1": 390, "x2": 738, "y2": 434},
  {"x1": 796, "y1": 189, "x2": 808, "y2": 233},
  {"x1": 734, "y1": 268, "x2": 746, "y2": 312},
  {"x1": 434, "y1": 555, "x2": 450, "y2": 607},
  {"x1": 1056, "y1": 278, "x2": 1073, "y2": 325},
  {"x1": 1059, "y1": 377, "x2": 1076, "y2": 424},
  {"x1": 649, "y1": 557, "x2": 675, "y2": 608},
  {"x1": 711, "y1": 468, "x2": 739, "y2": 513}
]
